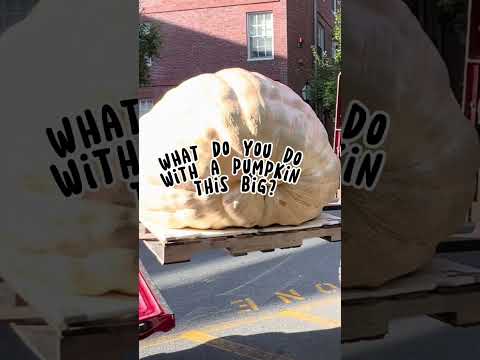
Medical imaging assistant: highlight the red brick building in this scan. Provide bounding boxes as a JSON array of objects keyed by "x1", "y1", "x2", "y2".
[{"x1": 139, "y1": 0, "x2": 338, "y2": 116}]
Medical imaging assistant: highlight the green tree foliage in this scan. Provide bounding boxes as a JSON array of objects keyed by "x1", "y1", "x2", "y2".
[
  {"x1": 310, "y1": 49, "x2": 339, "y2": 115},
  {"x1": 333, "y1": 5, "x2": 342, "y2": 64},
  {"x1": 139, "y1": 22, "x2": 162, "y2": 87},
  {"x1": 310, "y1": 6, "x2": 341, "y2": 116}
]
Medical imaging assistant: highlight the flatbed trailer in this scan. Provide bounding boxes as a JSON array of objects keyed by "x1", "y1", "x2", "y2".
[
  {"x1": 342, "y1": 255, "x2": 480, "y2": 342},
  {"x1": 0, "y1": 252, "x2": 137, "y2": 359},
  {"x1": 140, "y1": 211, "x2": 341, "y2": 265}
]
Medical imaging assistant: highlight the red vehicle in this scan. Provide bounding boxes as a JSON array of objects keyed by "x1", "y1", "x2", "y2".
[{"x1": 139, "y1": 262, "x2": 175, "y2": 339}]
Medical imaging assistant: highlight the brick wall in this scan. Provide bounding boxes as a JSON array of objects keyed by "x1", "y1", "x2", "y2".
[
  {"x1": 141, "y1": 0, "x2": 280, "y2": 13},
  {"x1": 139, "y1": 0, "x2": 338, "y2": 102},
  {"x1": 287, "y1": 0, "x2": 315, "y2": 95},
  {"x1": 286, "y1": 0, "x2": 337, "y2": 97},
  {"x1": 141, "y1": 0, "x2": 288, "y2": 102}
]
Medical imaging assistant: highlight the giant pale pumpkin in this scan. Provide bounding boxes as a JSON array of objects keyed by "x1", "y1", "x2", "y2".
[
  {"x1": 342, "y1": 0, "x2": 480, "y2": 288},
  {"x1": 140, "y1": 68, "x2": 340, "y2": 229}
]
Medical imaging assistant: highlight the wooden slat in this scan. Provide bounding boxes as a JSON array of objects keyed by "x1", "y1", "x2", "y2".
[
  {"x1": 0, "y1": 306, "x2": 43, "y2": 324},
  {"x1": 142, "y1": 212, "x2": 340, "y2": 243},
  {"x1": 440, "y1": 220, "x2": 480, "y2": 252},
  {"x1": 11, "y1": 322, "x2": 138, "y2": 360},
  {"x1": 60, "y1": 323, "x2": 138, "y2": 360},
  {"x1": 342, "y1": 258, "x2": 480, "y2": 343},
  {"x1": 343, "y1": 287, "x2": 480, "y2": 342},
  {"x1": 0, "y1": 251, "x2": 137, "y2": 331}
]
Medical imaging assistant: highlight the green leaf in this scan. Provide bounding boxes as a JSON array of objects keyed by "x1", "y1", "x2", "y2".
[
  {"x1": 139, "y1": 22, "x2": 162, "y2": 87},
  {"x1": 310, "y1": 6, "x2": 341, "y2": 115}
]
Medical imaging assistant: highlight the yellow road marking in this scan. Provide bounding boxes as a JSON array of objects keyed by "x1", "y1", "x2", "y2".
[
  {"x1": 232, "y1": 297, "x2": 260, "y2": 312},
  {"x1": 278, "y1": 310, "x2": 340, "y2": 329},
  {"x1": 294, "y1": 297, "x2": 338, "y2": 312},
  {"x1": 201, "y1": 314, "x2": 278, "y2": 333},
  {"x1": 140, "y1": 314, "x2": 278, "y2": 350},
  {"x1": 141, "y1": 296, "x2": 340, "y2": 350},
  {"x1": 180, "y1": 330, "x2": 295, "y2": 360},
  {"x1": 245, "y1": 298, "x2": 259, "y2": 311},
  {"x1": 275, "y1": 289, "x2": 305, "y2": 304},
  {"x1": 315, "y1": 283, "x2": 338, "y2": 294},
  {"x1": 140, "y1": 333, "x2": 183, "y2": 349}
]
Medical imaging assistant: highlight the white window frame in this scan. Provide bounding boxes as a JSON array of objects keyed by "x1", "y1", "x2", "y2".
[
  {"x1": 139, "y1": 98, "x2": 154, "y2": 118},
  {"x1": 247, "y1": 11, "x2": 274, "y2": 61},
  {"x1": 332, "y1": 0, "x2": 337, "y2": 15}
]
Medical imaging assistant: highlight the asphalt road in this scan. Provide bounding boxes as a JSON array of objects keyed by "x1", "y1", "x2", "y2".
[
  {"x1": 139, "y1": 237, "x2": 480, "y2": 360},
  {"x1": 140, "y1": 236, "x2": 342, "y2": 360}
]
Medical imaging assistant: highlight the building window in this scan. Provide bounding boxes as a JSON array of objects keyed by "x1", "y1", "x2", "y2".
[
  {"x1": 332, "y1": 0, "x2": 337, "y2": 14},
  {"x1": 247, "y1": 12, "x2": 274, "y2": 61},
  {"x1": 317, "y1": 22, "x2": 325, "y2": 55},
  {"x1": 332, "y1": 40, "x2": 337, "y2": 58},
  {"x1": 139, "y1": 98, "x2": 154, "y2": 118}
]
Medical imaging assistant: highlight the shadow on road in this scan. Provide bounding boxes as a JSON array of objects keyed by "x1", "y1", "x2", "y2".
[{"x1": 142, "y1": 328, "x2": 340, "y2": 360}]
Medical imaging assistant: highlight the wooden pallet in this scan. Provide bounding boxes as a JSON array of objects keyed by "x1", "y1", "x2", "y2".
[
  {"x1": 324, "y1": 198, "x2": 341, "y2": 211},
  {"x1": 342, "y1": 257, "x2": 480, "y2": 343},
  {"x1": 140, "y1": 211, "x2": 341, "y2": 265},
  {"x1": 0, "y1": 256, "x2": 137, "y2": 359},
  {"x1": 440, "y1": 222, "x2": 480, "y2": 252}
]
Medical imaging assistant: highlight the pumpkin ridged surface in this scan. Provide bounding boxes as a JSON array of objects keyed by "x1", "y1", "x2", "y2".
[{"x1": 140, "y1": 68, "x2": 340, "y2": 229}]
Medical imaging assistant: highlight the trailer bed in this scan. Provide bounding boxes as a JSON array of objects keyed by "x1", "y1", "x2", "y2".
[
  {"x1": 0, "y1": 250, "x2": 137, "y2": 359},
  {"x1": 140, "y1": 211, "x2": 341, "y2": 265}
]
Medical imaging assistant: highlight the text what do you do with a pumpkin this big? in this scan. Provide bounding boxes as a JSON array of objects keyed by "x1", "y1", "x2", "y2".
[{"x1": 158, "y1": 139, "x2": 304, "y2": 197}]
